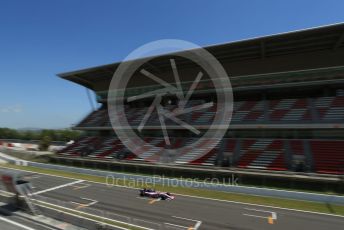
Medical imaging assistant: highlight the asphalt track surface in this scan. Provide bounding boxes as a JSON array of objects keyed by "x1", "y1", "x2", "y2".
[
  {"x1": 0, "y1": 214, "x2": 56, "y2": 230},
  {"x1": 1, "y1": 168, "x2": 344, "y2": 230}
]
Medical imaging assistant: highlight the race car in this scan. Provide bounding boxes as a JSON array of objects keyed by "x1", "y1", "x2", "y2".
[{"x1": 139, "y1": 188, "x2": 175, "y2": 200}]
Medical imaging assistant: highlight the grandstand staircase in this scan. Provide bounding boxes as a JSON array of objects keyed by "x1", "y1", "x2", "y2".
[
  {"x1": 246, "y1": 140, "x2": 286, "y2": 170},
  {"x1": 248, "y1": 152, "x2": 280, "y2": 169},
  {"x1": 323, "y1": 97, "x2": 344, "y2": 121},
  {"x1": 175, "y1": 139, "x2": 218, "y2": 164},
  {"x1": 283, "y1": 108, "x2": 306, "y2": 121},
  {"x1": 88, "y1": 137, "x2": 114, "y2": 158},
  {"x1": 107, "y1": 139, "x2": 127, "y2": 159},
  {"x1": 244, "y1": 139, "x2": 273, "y2": 169},
  {"x1": 175, "y1": 138, "x2": 198, "y2": 164},
  {"x1": 138, "y1": 138, "x2": 164, "y2": 159}
]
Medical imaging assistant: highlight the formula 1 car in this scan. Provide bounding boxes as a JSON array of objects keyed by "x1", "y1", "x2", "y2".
[{"x1": 139, "y1": 188, "x2": 175, "y2": 200}]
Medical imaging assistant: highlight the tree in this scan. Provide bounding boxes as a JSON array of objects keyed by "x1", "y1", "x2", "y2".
[
  {"x1": 0, "y1": 127, "x2": 83, "y2": 142},
  {"x1": 39, "y1": 135, "x2": 52, "y2": 151}
]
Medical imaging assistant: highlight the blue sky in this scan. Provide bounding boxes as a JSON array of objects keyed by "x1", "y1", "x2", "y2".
[{"x1": 1, "y1": 0, "x2": 344, "y2": 129}]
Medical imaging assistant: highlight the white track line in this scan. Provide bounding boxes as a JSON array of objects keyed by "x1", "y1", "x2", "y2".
[
  {"x1": 176, "y1": 193, "x2": 344, "y2": 219},
  {"x1": 5, "y1": 163, "x2": 342, "y2": 198},
  {"x1": 172, "y1": 216, "x2": 200, "y2": 222},
  {"x1": 34, "y1": 203, "x2": 130, "y2": 230},
  {"x1": 246, "y1": 208, "x2": 278, "y2": 220},
  {"x1": 164, "y1": 222, "x2": 189, "y2": 229},
  {"x1": 0, "y1": 216, "x2": 36, "y2": 230},
  {"x1": 243, "y1": 208, "x2": 277, "y2": 221},
  {"x1": 70, "y1": 197, "x2": 98, "y2": 208},
  {"x1": 2, "y1": 166, "x2": 344, "y2": 219},
  {"x1": 72, "y1": 183, "x2": 90, "y2": 190},
  {"x1": 81, "y1": 197, "x2": 98, "y2": 204},
  {"x1": 33, "y1": 199, "x2": 153, "y2": 230},
  {"x1": 245, "y1": 208, "x2": 276, "y2": 214},
  {"x1": 172, "y1": 216, "x2": 202, "y2": 229},
  {"x1": 32, "y1": 180, "x2": 84, "y2": 195},
  {"x1": 243, "y1": 214, "x2": 267, "y2": 219}
]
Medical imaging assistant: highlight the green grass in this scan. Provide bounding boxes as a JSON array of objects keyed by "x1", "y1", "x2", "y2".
[
  {"x1": 2, "y1": 163, "x2": 344, "y2": 216},
  {"x1": 46, "y1": 159, "x2": 344, "y2": 195}
]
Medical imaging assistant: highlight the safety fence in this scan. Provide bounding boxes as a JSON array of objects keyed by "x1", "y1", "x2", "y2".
[
  {"x1": 29, "y1": 161, "x2": 344, "y2": 204},
  {"x1": 0, "y1": 153, "x2": 343, "y2": 205}
]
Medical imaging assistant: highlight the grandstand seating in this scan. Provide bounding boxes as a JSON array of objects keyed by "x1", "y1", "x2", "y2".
[
  {"x1": 76, "y1": 96, "x2": 344, "y2": 128},
  {"x1": 58, "y1": 136, "x2": 97, "y2": 157},
  {"x1": 314, "y1": 96, "x2": 344, "y2": 121},
  {"x1": 58, "y1": 137, "x2": 344, "y2": 174},
  {"x1": 237, "y1": 139, "x2": 286, "y2": 171},
  {"x1": 310, "y1": 140, "x2": 344, "y2": 174},
  {"x1": 57, "y1": 91, "x2": 344, "y2": 175}
]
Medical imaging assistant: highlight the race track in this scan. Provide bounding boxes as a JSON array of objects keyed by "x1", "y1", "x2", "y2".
[{"x1": 1, "y1": 167, "x2": 344, "y2": 230}]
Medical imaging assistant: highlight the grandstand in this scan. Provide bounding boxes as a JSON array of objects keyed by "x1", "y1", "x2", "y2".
[{"x1": 57, "y1": 23, "x2": 344, "y2": 175}]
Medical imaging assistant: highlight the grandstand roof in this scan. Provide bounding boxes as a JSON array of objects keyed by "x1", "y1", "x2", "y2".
[{"x1": 58, "y1": 23, "x2": 344, "y2": 90}]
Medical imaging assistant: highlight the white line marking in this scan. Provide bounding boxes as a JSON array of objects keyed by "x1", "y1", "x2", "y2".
[
  {"x1": 133, "y1": 218, "x2": 161, "y2": 228},
  {"x1": 164, "y1": 222, "x2": 189, "y2": 229},
  {"x1": 176, "y1": 193, "x2": 343, "y2": 219},
  {"x1": 0, "y1": 216, "x2": 36, "y2": 230},
  {"x1": 194, "y1": 220, "x2": 202, "y2": 230},
  {"x1": 81, "y1": 197, "x2": 98, "y2": 206},
  {"x1": 4, "y1": 164, "x2": 343, "y2": 198},
  {"x1": 243, "y1": 208, "x2": 277, "y2": 221},
  {"x1": 2, "y1": 166, "x2": 344, "y2": 219},
  {"x1": 70, "y1": 198, "x2": 98, "y2": 208},
  {"x1": 243, "y1": 214, "x2": 267, "y2": 219},
  {"x1": 172, "y1": 216, "x2": 200, "y2": 222},
  {"x1": 172, "y1": 216, "x2": 202, "y2": 229},
  {"x1": 33, "y1": 199, "x2": 153, "y2": 230},
  {"x1": 35, "y1": 203, "x2": 129, "y2": 230},
  {"x1": 245, "y1": 208, "x2": 275, "y2": 214},
  {"x1": 81, "y1": 197, "x2": 97, "y2": 202},
  {"x1": 32, "y1": 180, "x2": 84, "y2": 195},
  {"x1": 72, "y1": 183, "x2": 90, "y2": 190},
  {"x1": 70, "y1": 201, "x2": 81, "y2": 205},
  {"x1": 15, "y1": 217, "x2": 57, "y2": 230}
]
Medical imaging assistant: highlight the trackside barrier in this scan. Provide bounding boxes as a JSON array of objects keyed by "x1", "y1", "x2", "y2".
[
  {"x1": 26, "y1": 161, "x2": 344, "y2": 205},
  {"x1": 0, "y1": 153, "x2": 343, "y2": 205}
]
